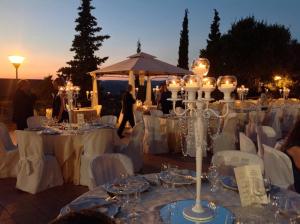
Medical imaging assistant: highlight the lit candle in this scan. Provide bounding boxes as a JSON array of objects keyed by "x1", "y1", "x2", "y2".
[
  {"x1": 221, "y1": 80, "x2": 234, "y2": 88},
  {"x1": 202, "y1": 81, "x2": 214, "y2": 89},
  {"x1": 185, "y1": 80, "x2": 198, "y2": 88},
  {"x1": 169, "y1": 80, "x2": 179, "y2": 88}
]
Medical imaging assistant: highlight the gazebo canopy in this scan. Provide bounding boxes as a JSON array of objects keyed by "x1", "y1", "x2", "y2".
[{"x1": 90, "y1": 52, "x2": 191, "y2": 76}]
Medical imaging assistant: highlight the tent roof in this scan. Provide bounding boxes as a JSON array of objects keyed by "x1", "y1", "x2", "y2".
[{"x1": 90, "y1": 52, "x2": 191, "y2": 76}]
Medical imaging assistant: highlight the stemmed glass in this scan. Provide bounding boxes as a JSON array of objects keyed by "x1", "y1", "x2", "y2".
[
  {"x1": 207, "y1": 165, "x2": 219, "y2": 192},
  {"x1": 127, "y1": 189, "x2": 142, "y2": 222}
]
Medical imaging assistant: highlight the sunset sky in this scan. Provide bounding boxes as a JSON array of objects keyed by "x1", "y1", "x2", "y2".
[{"x1": 0, "y1": 0, "x2": 300, "y2": 80}]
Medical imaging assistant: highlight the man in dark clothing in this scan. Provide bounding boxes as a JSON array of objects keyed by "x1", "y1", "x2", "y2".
[
  {"x1": 160, "y1": 83, "x2": 172, "y2": 114},
  {"x1": 12, "y1": 80, "x2": 37, "y2": 130},
  {"x1": 117, "y1": 85, "x2": 136, "y2": 138},
  {"x1": 52, "y1": 78, "x2": 69, "y2": 122}
]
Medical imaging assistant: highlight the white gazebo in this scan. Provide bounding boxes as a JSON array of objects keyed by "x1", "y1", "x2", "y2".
[{"x1": 89, "y1": 52, "x2": 191, "y2": 106}]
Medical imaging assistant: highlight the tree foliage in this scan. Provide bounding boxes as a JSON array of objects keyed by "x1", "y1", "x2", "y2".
[
  {"x1": 177, "y1": 9, "x2": 189, "y2": 70},
  {"x1": 201, "y1": 16, "x2": 300, "y2": 90},
  {"x1": 137, "y1": 39, "x2": 141, "y2": 53},
  {"x1": 58, "y1": 0, "x2": 110, "y2": 104},
  {"x1": 200, "y1": 9, "x2": 221, "y2": 77}
]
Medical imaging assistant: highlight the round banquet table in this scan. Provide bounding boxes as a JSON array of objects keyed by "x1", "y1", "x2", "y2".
[
  {"x1": 60, "y1": 173, "x2": 299, "y2": 223},
  {"x1": 42, "y1": 128, "x2": 119, "y2": 184}
]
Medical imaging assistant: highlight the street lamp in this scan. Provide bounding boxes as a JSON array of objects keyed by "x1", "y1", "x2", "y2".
[{"x1": 8, "y1": 55, "x2": 25, "y2": 80}]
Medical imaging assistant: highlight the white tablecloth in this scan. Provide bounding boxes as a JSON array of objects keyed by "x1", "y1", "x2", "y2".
[
  {"x1": 42, "y1": 128, "x2": 119, "y2": 184},
  {"x1": 60, "y1": 173, "x2": 299, "y2": 223}
]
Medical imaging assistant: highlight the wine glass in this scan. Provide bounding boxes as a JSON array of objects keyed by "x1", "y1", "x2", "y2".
[
  {"x1": 127, "y1": 189, "x2": 142, "y2": 222},
  {"x1": 207, "y1": 165, "x2": 219, "y2": 192}
]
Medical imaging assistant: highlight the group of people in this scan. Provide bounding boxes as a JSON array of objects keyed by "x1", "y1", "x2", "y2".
[{"x1": 12, "y1": 77, "x2": 69, "y2": 130}]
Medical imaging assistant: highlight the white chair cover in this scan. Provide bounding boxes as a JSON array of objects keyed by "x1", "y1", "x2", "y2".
[
  {"x1": 27, "y1": 116, "x2": 47, "y2": 129},
  {"x1": 245, "y1": 111, "x2": 266, "y2": 142},
  {"x1": 213, "y1": 132, "x2": 237, "y2": 153},
  {"x1": 282, "y1": 106, "x2": 299, "y2": 135},
  {"x1": 89, "y1": 153, "x2": 134, "y2": 189},
  {"x1": 80, "y1": 129, "x2": 115, "y2": 186},
  {"x1": 143, "y1": 115, "x2": 168, "y2": 154},
  {"x1": 212, "y1": 150, "x2": 264, "y2": 173},
  {"x1": 0, "y1": 139, "x2": 19, "y2": 178},
  {"x1": 263, "y1": 144, "x2": 294, "y2": 189},
  {"x1": 150, "y1": 109, "x2": 163, "y2": 117},
  {"x1": 261, "y1": 126, "x2": 277, "y2": 147},
  {"x1": 121, "y1": 123, "x2": 145, "y2": 172},
  {"x1": 239, "y1": 132, "x2": 256, "y2": 154},
  {"x1": 263, "y1": 108, "x2": 282, "y2": 140},
  {"x1": 16, "y1": 131, "x2": 63, "y2": 194},
  {"x1": 98, "y1": 115, "x2": 117, "y2": 127},
  {"x1": 134, "y1": 110, "x2": 144, "y2": 124},
  {"x1": 0, "y1": 122, "x2": 17, "y2": 152}
]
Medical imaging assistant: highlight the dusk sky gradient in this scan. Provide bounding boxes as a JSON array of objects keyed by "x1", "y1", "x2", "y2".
[{"x1": 1, "y1": 0, "x2": 300, "y2": 79}]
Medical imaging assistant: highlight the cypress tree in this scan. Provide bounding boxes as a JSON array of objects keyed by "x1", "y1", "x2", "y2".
[
  {"x1": 177, "y1": 9, "x2": 189, "y2": 70},
  {"x1": 58, "y1": 0, "x2": 110, "y2": 104},
  {"x1": 137, "y1": 39, "x2": 141, "y2": 53},
  {"x1": 200, "y1": 9, "x2": 221, "y2": 76}
]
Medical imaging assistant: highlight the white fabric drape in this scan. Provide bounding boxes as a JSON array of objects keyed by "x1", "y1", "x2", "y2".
[
  {"x1": 263, "y1": 144, "x2": 294, "y2": 189},
  {"x1": 143, "y1": 115, "x2": 168, "y2": 154},
  {"x1": 120, "y1": 122, "x2": 145, "y2": 172},
  {"x1": 212, "y1": 150, "x2": 264, "y2": 174},
  {"x1": 27, "y1": 116, "x2": 47, "y2": 129},
  {"x1": 239, "y1": 132, "x2": 256, "y2": 154},
  {"x1": 89, "y1": 153, "x2": 134, "y2": 189},
  {"x1": 80, "y1": 128, "x2": 116, "y2": 187},
  {"x1": 16, "y1": 131, "x2": 63, "y2": 194}
]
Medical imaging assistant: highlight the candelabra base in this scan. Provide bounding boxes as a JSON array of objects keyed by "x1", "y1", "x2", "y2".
[{"x1": 183, "y1": 205, "x2": 214, "y2": 221}]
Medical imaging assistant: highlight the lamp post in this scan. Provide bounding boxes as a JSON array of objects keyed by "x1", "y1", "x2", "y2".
[{"x1": 8, "y1": 56, "x2": 25, "y2": 80}]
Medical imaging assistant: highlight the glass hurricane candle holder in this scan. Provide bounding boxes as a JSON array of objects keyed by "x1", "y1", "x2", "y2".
[
  {"x1": 201, "y1": 77, "x2": 216, "y2": 100},
  {"x1": 192, "y1": 58, "x2": 210, "y2": 78},
  {"x1": 183, "y1": 75, "x2": 199, "y2": 101},
  {"x1": 237, "y1": 85, "x2": 249, "y2": 101},
  {"x1": 167, "y1": 76, "x2": 182, "y2": 99},
  {"x1": 283, "y1": 87, "x2": 290, "y2": 99},
  {"x1": 217, "y1": 76, "x2": 237, "y2": 101}
]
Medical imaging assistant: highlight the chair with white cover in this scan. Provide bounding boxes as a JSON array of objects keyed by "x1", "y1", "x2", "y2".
[
  {"x1": 27, "y1": 116, "x2": 47, "y2": 129},
  {"x1": 0, "y1": 139, "x2": 19, "y2": 178},
  {"x1": 245, "y1": 111, "x2": 266, "y2": 142},
  {"x1": 150, "y1": 109, "x2": 163, "y2": 117},
  {"x1": 0, "y1": 122, "x2": 19, "y2": 178},
  {"x1": 143, "y1": 115, "x2": 168, "y2": 154},
  {"x1": 260, "y1": 125, "x2": 277, "y2": 147},
  {"x1": 16, "y1": 130, "x2": 63, "y2": 194},
  {"x1": 239, "y1": 132, "x2": 257, "y2": 154},
  {"x1": 263, "y1": 144, "x2": 294, "y2": 189},
  {"x1": 0, "y1": 122, "x2": 17, "y2": 152},
  {"x1": 79, "y1": 129, "x2": 115, "y2": 186},
  {"x1": 134, "y1": 110, "x2": 143, "y2": 124},
  {"x1": 212, "y1": 150, "x2": 264, "y2": 174},
  {"x1": 89, "y1": 153, "x2": 134, "y2": 189},
  {"x1": 98, "y1": 115, "x2": 117, "y2": 127},
  {"x1": 212, "y1": 132, "x2": 237, "y2": 153},
  {"x1": 119, "y1": 122, "x2": 145, "y2": 172}
]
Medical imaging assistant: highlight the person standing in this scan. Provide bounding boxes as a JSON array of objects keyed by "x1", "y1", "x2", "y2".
[
  {"x1": 52, "y1": 78, "x2": 69, "y2": 122},
  {"x1": 12, "y1": 80, "x2": 37, "y2": 130},
  {"x1": 117, "y1": 85, "x2": 136, "y2": 138},
  {"x1": 159, "y1": 83, "x2": 172, "y2": 114}
]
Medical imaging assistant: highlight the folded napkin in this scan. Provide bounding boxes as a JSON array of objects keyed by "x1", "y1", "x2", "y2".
[{"x1": 60, "y1": 196, "x2": 112, "y2": 216}]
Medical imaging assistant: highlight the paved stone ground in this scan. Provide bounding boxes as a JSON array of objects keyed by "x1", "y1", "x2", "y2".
[{"x1": 0, "y1": 125, "x2": 210, "y2": 224}]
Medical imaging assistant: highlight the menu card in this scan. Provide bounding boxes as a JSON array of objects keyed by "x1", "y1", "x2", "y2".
[
  {"x1": 234, "y1": 165, "x2": 268, "y2": 207},
  {"x1": 77, "y1": 113, "x2": 85, "y2": 125}
]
